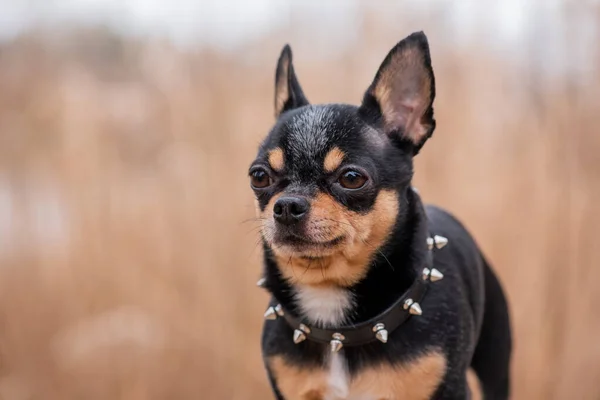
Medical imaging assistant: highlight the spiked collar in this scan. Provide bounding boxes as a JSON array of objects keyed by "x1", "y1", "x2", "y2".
[{"x1": 259, "y1": 234, "x2": 448, "y2": 353}]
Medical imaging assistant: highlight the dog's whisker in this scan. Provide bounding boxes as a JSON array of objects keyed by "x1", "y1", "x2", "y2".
[{"x1": 239, "y1": 217, "x2": 268, "y2": 225}]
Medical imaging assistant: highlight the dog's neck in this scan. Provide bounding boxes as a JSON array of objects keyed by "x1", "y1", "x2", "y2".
[{"x1": 264, "y1": 188, "x2": 429, "y2": 328}]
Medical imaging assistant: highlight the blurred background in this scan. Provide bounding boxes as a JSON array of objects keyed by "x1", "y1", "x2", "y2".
[{"x1": 0, "y1": 0, "x2": 598, "y2": 399}]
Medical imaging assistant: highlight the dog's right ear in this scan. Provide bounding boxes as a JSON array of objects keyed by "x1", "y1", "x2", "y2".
[{"x1": 274, "y1": 45, "x2": 309, "y2": 118}]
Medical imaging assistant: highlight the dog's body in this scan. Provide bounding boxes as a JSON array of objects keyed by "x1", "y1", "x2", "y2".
[{"x1": 250, "y1": 32, "x2": 511, "y2": 400}]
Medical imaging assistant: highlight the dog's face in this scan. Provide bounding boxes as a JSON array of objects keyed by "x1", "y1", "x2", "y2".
[{"x1": 249, "y1": 32, "x2": 435, "y2": 287}]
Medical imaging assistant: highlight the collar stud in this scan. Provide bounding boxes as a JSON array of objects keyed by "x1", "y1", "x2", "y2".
[
  {"x1": 426, "y1": 235, "x2": 448, "y2": 250},
  {"x1": 293, "y1": 330, "x2": 306, "y2": 344},
  {"x1": 330, "y1": 333, "x2": 345, "y2": 353},
  {"x1": 264, "y1": 306, "x2": 277, "y2": 320},
  {"x1": 293, "y1": 323, "x2": 311, "y2": 344},
  {"x1": 264, "y1": 304, "x2": 284, "y2": 320},
  {"x1": 403, "y1": 298, "x2": 423, "y2": 316},
  {"x1": 434, "y1": 235, "x2": 448, "y2": 249},
  {"x1": 422, "y1": 267, "x2": 444, "y2": 282},
  {"x1": 372, "y1": 323, "x2": 388, "y2": 343},
  {"x1": 429, "y1": 268, "x2": 444, "y2": 282}
]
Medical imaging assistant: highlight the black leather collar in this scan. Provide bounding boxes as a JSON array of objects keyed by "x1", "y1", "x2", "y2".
[
  {"x1": 282, "y1": 273, "x2": 430, "y2": 347},
  {"x1": 265, "y1": 234, "x2": 447, "y2": 350}
]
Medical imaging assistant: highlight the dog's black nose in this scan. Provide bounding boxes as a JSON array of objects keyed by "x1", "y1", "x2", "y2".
[{"x1": 273, "y1": 196, "x2": 310, "y2": 225}]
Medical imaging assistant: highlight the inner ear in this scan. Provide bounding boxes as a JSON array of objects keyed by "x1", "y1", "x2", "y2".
[
  {"x1": 360, "y1": 31, "x2": 436, "y2": 153},
  {"x1": 274, "y1": 44, "x2": 309, "y2": 118}
]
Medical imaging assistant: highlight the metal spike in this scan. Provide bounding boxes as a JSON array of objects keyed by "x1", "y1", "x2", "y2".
[
  {"x1": 264, "y1": 306, "x2": 277, "y2": 320},
  {"x1": 430, "y1": 268, "x2": 444, "y2": 282},
  {"x1": 434, "y1": 235, "x2": 448, "y2": 249},
  {"x1": 375, "y1": 329, "x2": 388, "y2": 343},
  {"x1": 330, "y1": 340, "x2": 343, "y2": 353},
  {"x1": 372, "y1": 323, "x2": 389, "y2": 343},
  {"x1": 372, "y1": 323, "x2": 385, "y2": 332},
  {"x1": 426, "y1": 237, "x2": 434, "y2": 250},
  {"x1": 330, "y1": 332, "x2": 345, "y2": 352},
  {"x1": 409, "y1": 302, "x2": 423, "y2": 316},
  {"x1": 293, "y1": 329, "x2": 306, "y2": 344},
  {"x1": 298, "y1": 323, "x2": 311, "y2": 334},
  {"x1": 256, "y1": 277, "x2": 266, "y2": 288},
  {"x1": 422, "y1": 267, "x2": 431, "y2": 281},
  {"x1": 275, "y1": 304, "x2": 284, "y2": 316}
]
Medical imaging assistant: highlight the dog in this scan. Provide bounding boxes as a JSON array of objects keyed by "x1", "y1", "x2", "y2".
[{"x1": 249, "y1": 31, "x2": 512, "y2": 400}]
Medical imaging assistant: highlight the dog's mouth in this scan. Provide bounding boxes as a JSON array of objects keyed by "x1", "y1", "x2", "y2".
[
  {"x1": 277, "y1": 234, "x2": 345, "y2": 247},
  {"x1": 273, "y1": 234, "x2": 345, "y2": 255}
]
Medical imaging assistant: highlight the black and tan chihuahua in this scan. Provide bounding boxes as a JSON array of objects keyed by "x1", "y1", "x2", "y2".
[{"x1": 249, "y1": 32, "x2": 511, "y2": 400}]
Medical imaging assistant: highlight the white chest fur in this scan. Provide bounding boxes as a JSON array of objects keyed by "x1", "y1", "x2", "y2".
[
  {"x1": 326, "y1": 352, "x2": 350, "y2": 399},
  {"x1": 294, "y1": 284, "x2": 355, "y2": 327}
]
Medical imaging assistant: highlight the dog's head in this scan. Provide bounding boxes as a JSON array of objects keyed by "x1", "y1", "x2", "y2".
[{"x1": 249, "y1": 32, "x2": 435, "y2": 287}]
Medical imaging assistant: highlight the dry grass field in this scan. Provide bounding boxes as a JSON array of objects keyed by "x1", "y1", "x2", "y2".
[{"x1": 0, "y1": 7, "x2": 599, "y2": 400}]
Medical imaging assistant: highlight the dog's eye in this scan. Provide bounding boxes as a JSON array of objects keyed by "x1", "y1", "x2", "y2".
[
  {"x1": 339, "y1": 170, "x2": 368, "y2": 189},
  {"x1": 250, "y1": 169, "x2": 272, "y2": 189}
]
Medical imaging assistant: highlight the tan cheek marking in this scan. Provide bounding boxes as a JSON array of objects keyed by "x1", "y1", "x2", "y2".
[
  {"x1": 351, "y1": 350, "x2": 447, "y2": 399},
  {"x1": 268, "y1": 356, "x2": 328, "y2": 400},
  {"x1": 273, "y1": 190, "x2": 398, "y2": 287},
  {"x1": 345, "y1": 189, "x2": 399, "y2": 259},
  {"x1": 323, "y1": 147, "x2": 345, "y2": 173},
  {"x1": 268, "y1": 148, "x2": 285, "y2": 171},
  {"x1": 466, "y1": 368, "x2": 482, "y2": 400}
]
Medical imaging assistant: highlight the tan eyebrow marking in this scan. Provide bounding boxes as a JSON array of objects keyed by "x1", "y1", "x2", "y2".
[
  {"x1": 268, "y1": 148, "x2": 285, "y2": 171},
  {"x1": 323, "y1": 147, "x2": 345, "y2": 173}
]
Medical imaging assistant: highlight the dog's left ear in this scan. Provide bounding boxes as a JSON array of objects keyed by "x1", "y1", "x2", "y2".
[
  {"x1": 360, "y1": 31, "x2": 436, "y2": 154},
  {"x1": 274, "y1": 44, "x2": 309, "y2": 118}
]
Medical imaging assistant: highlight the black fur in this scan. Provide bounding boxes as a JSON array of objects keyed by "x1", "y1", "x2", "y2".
[{"x1": 250, "y1": 31, "x2": 512, "y2": 400}]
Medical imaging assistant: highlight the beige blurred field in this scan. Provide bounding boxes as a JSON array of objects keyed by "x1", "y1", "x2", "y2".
[{"x1": 0, "y1": 7, "x2": 599, "y2": 400}]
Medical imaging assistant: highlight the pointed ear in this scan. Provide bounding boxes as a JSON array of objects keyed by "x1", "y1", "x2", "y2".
[
  {"x1": 360, "y1": 32, "x2": 436, "y2": 153},
  {"x1": 274, "y1": 44, "x2": 309, "y2": 118}
]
